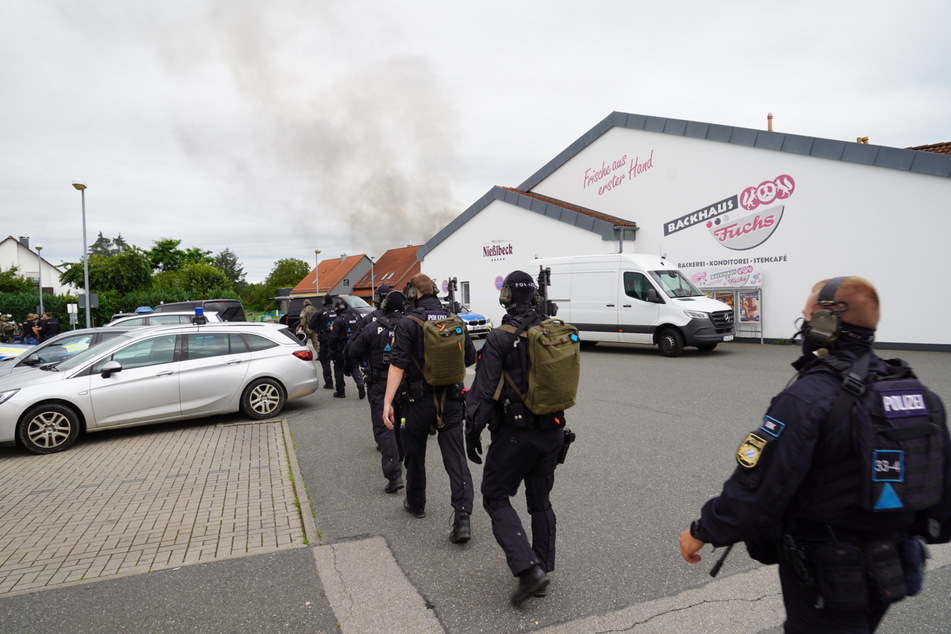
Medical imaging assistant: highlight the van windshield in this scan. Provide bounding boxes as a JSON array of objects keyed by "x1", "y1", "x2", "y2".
[{"x1": 649, "y1": 270, "x2": 704, "y2": 298}]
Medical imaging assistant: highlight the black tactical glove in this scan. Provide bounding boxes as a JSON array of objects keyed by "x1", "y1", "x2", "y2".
[{"x1": 465, "y1": 433, "x2": 483, "y2": 464}]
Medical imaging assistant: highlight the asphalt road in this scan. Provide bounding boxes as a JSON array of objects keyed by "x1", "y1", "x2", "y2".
[
  {"x1": 1, "y1": 341, "x2": 948, "y2": 633},
  {"x1": 290, "y1": 341, "x2": 951, "y2": 633}
]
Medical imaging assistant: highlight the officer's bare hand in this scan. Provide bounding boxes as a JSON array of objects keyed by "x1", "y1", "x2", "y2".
[
  {"x1": 679, "y1": 529, "x2": 705, "y2": 563},
  {"x1": 383, "y1": 402, "x2": 395, "y2": 430}
]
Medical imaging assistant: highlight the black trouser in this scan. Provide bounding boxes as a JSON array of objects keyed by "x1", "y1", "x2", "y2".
[
  {"x1": 331, "y1": 349, "x2": 364, "y2": 393},
  {"x1": 366, "y1": 380, "x2": 402, "y2": 481},
  {"x1": 317, "y1": 338, "x2": 333, "y2": 386},
  {"x1": 481, "y1": 425, "x2": 563, "y2": 576},
  {"x1": 402, "y1": 390, "x2": 472, "y2": 514},
  {"x1": 778, "y1": 559, "x2": 890, "y2": 633}
]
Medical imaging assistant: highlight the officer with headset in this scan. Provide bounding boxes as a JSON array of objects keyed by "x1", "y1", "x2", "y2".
[
  {"x1": 382, "y1": 274, "x2": 476, "y2": 544},
  {"x1": 679, "y1": 276, "x2": 951, "y2": 633},
  {"x1": 465, "y1": 270, "x2": 568, "y2": 606}
]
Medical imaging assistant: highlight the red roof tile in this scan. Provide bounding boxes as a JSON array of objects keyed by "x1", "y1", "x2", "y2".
[{"x1": 907, "y1": 141, "x2": 951, "y2": 155}]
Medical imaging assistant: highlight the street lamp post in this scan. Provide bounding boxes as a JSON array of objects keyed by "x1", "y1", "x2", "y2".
[
  {"x1": 314, "y1": 249, "x2": 321, "y2": 296},
  {"x1": 370, "y1": 256, "x2": 375, "y2": 298},
  {"x1": 72, "y1": 181, "x2": 91, "y2": 328},
  {"x1": 36, "y1": 244, "x2": 44, "y2": 315}
]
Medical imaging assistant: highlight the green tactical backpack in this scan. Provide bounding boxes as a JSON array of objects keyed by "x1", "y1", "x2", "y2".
[
  {"x1": 498, "y1": 318, "x2": 581, "y2": 414},
  {"x1": 406, "y1": 314, "x2": 467, "y2": 386}
]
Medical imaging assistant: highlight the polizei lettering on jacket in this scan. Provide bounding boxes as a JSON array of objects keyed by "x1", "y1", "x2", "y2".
[
  {"x1": 483, "y1": 244, "x2": 514, "y2": 257},
  {"x1": 664, "y1": 196, "x2": 737, "y2": 236},
  {"x1": 881, "y1": 389, "x2": 928, "y2": 418}
]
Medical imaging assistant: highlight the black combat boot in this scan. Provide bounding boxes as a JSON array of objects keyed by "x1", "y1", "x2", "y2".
[
  {"x1": 333, "y1": 391, "x2": 346, "y2": 398},
  {"x1": 450, "y1": 511, "x2": 471, "y2": 544},
  {"x1": 384, "y1": 476, "x2": 404, "y2": 494},
  {"x1": 511, "y1": 565, "x2": 549, "y2": 606}
]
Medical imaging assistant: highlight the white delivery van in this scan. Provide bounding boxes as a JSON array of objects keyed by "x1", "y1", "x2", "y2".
[{"x1": 529, "y1": 253, "x2": 735, "y2": 356}]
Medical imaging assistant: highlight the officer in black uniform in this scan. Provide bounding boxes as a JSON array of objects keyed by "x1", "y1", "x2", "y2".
[
  {"x1": 349, "y1": 284, "x2": 390, "y2": 342},
  {"x1": 465, "y1": 270, "x2": 567, "y2": 605},
  {"x1": 330, "y1": 299, "x2": 366, "y2": 399},
  {"x1": 348, "y1": 290, "x2": 406, "y2": 492},
  {"x1": 310, "y1": 295, "x2": 337, "y2": 390},
  {"x1": 382, "y1": 273, "x2": 475, "y2": 544},
  {"x1": 679, "y1": 276, "x2": 951, "y2": 633}
]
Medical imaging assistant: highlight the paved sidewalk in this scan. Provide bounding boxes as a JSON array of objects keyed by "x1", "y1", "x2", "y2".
[{"x1": 0, "y1": 419, "x2": 306, "y2": 595}]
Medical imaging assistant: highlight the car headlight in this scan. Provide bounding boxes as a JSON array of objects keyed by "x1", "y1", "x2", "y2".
[
  {"x1": 0, "y1": 388, "x2": 20, "y2": 405},
  {"x1": 684, "y1": 310, "x2": 709, "y2": 321}
]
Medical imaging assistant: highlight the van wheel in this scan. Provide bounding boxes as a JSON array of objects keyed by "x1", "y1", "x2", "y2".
[
  {"x1": 241, "y1": 378, "x2": 286, "y2": 419},
  {"x1": 580, "y1": 340, "x2": 598, "y2": 349},
  {"x1": 697, "y1": 343, "x2": 718, "y2": 352},
  {"x1": 17, "y1": 403, "x2": 81, "y2": 454},
  {"x1": 658, "y1": 328, "x2": 684, "y2": 357}
]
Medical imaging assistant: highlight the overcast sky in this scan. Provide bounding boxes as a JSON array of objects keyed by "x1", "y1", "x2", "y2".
[{"x1": 3, "y1": 1, "x2": 949, "y2": 283}]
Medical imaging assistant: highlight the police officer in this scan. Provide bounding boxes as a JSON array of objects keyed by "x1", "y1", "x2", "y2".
[
  {"x1": 330, "y1": 298, "x2": 366, "y2": 399},
  {"x1": 348, "y1": 284, "x2": 391, "y2": 343},
  {"x1": 679, "y1": 276, "x2": 951, "y2": 633},
  {"x1": 348, "y1": 290, "x2": 406, "y2": 492},
  {"x1": 0, "y1": 314, "x2": 15, "y2": 343},
  {"x1": 382, "y1": 273, "x2": 475, "y2": 544},
  {"x1": 310, "y1": 295, "x2": 337, "y2": 390},
  {"x1": 465, "y1": 270, "x2": 567, "y2": 605},
  {"x1": 299, "y1": 299, "x2": 319, "y2": 352},
  {"x1": 37, "y1": 312, "x2": 60, "y2": 342},
  {"x1": 21, "y1": 313, "x2": 38, "y2": 345}
]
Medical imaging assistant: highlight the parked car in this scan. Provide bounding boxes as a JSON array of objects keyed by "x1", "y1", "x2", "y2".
[
  {"x1": 442, "y1": 301, "x2": 493, "y2": 338},
  {"x1": 0, "y1": 327, "x2": 139, "y2": 377},
  {"x1": 105, "y1": 311, "x2": 223, "y2": 327},
  {"x1": 152, "y1": 299, "x2": 246, "y2": 322},
  {"x1": 0, "y1": 322, "x2": 319, "y2": 454}
]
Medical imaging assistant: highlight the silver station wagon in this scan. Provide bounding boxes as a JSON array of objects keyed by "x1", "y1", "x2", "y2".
[{"x1": 0, "y1": 322, "x2": 319, "y2": 454}]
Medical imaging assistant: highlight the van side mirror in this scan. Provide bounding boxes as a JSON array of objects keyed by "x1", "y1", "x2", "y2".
[
  {"x1": 645, "y1": 288, "x2": 663, "y2": 303},
  {"x1": 101, "y1": 360, "x2": 123, "y2": 378}
]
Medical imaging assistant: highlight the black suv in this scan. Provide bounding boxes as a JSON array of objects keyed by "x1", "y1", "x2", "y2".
[{"x1": 283, "y1": 295, "x2": 373, "y2": 332}]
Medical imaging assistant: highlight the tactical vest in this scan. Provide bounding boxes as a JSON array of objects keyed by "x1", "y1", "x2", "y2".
[
  {"x1": 369, "y1": 315, "x2": 400, "y2": 370},
  {"x1": 804, "y1": 355, "x2": 946, "y2": 516}
]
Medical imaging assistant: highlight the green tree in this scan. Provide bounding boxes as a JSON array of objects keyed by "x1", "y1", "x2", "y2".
[
  {"x1": 0, "y1": 266, "x2": 35, "y2": 293},
  {"x1": 151, "y1": 264, "x2": 234, "y2": 298},
  {"x1": 213, "y1": 249, "x2": 246, "y2": 291},
  {"x1": 265, "y1": 258, "x2": 310, "y2": 288},
  {"x1": 148, "y1": 238, "x2": 187, "y2": 273},
  {"x1": 60, "y1": 248, "x2": 153, "y2": 294},
  {"x1": 241, "y1": 258, "x2": 309, "y2": 311}
]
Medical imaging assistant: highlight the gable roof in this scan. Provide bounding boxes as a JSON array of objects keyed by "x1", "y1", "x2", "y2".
[
  {"x1": 519, "y1": 112, "x2": 951, "y2": 192},
  {"x1": 353, "y1": 245, "x2": 422, "y2": 295},
  {"x1": 291, "y1": 254, "x2": 366, "y2": 295},
  {"x1": 417, "y1": 186, "x2": 638, "y2": 260}
]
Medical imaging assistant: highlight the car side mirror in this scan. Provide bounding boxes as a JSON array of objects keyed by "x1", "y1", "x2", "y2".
[
  {"x1": 645, "y1": 288, "x2": 663, "y2": 303},
  {"x1": 101, "y1": 360, "x2": 123, "y2": 378}
]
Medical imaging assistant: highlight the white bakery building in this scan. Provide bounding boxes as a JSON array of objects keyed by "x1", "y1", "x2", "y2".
[{"x1": 419, "y1": 112, "x2": 951, "y2": 350}]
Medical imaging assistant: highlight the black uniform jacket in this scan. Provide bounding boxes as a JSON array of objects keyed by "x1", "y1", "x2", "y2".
[{"x1": 695, "y1": 336, "x2": 951, "y2": 548}]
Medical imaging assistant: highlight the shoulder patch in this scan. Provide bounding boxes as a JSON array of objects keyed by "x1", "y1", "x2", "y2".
[
  {"x1": 736, "y1": 433, "x2": 768, "y2": 469},
  {"x1": 759, "y1": 416, "x2": 785, "y2": 438}
]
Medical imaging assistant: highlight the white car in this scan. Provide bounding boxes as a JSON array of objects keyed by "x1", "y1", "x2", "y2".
[
  {"x1": 105, "y1": 311, "x2": 223, "y2": 327},
  {"x1": 0, "y1": 322, "x2": 319, "y2": 454}
]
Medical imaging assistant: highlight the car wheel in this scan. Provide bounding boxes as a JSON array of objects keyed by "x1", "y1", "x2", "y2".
[
  {"x1": 17, "y1": 403, "x2": 81, "y2": 454},
  {"x1": 241, "y1": 378, "x2": 286, "y2": 420},
  {"x1": 658, "y1": 328, "x2": 684, "y2": 357},
  {"x1": 697, "y1": 343, "x2": 718, "y2": 352}
]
